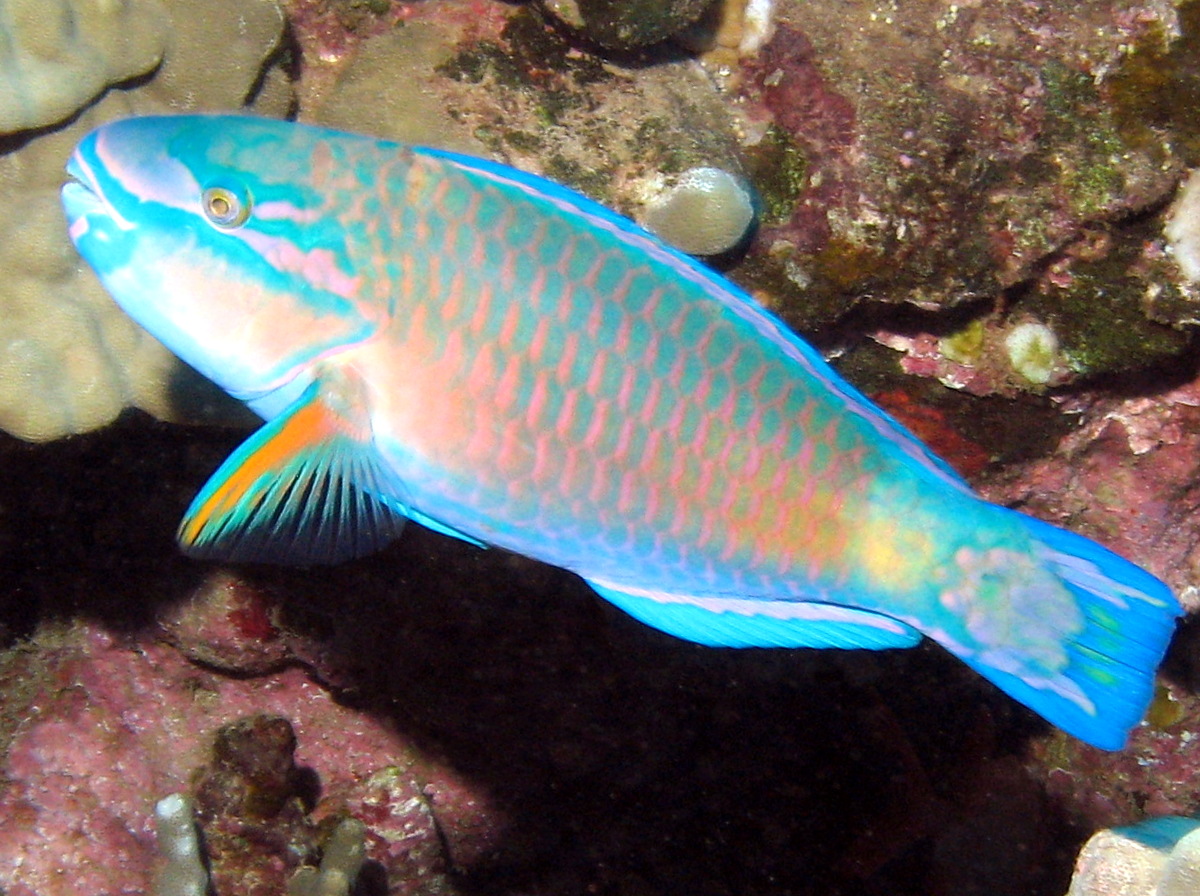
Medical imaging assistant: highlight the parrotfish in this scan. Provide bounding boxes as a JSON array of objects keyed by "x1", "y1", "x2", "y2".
[{"x1": 61, "y1": 114, "x2": 1180, "y2": 749}]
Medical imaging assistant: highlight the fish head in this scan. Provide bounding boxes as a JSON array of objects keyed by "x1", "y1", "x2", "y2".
[{"x1": 62, "y1": 114, "x2": 383, "y2": 408}]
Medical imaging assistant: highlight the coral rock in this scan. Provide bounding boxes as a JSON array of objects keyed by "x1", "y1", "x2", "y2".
[
  {"x1": 538, "y1": 0, "x2": 716, "y2": 50},
  {"x1": 1067, "y1": 816, "x2": 1200, "y2": 896},
  {"x1": 1166, "y1": 169, "x2": 1200, "y2": 283},
  {"x1": 0, "y1": 0, "x2": 168, "y2": 133},
  {"x1": 642, "y1": 165, "x2": 756, "y2": 256},
  {"x1": 0, "y1": 619, "x2": 484, "y2": 896}
]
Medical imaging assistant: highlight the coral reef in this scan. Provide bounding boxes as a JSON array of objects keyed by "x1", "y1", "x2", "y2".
[
  {"x1": 732, "y1": 0, "x2": 1196, "y2": 385},
  {"x1": 302, "y1": 1, "x2": 749, "y2": 228},
  {"x1": 641, "y1": 165, "x2": 757, "y2": 255},
  {"x1": 3, "y1": 0, "x2": 1200, "y2": 893},
  {"x1": 1167, "y1": 168, "x2": 1200, "y2": 283},
  {"x1": 9, "y1": 0, "x2": 1194, "y2": 437},
  {"x1": 0, "y1": 615, "x2": 484, "y2": 895},
  {"x1": 0, "y1": 400, "x2": 1193, "y2": 895},
  {"x1": 192, "y1": 714, "x2": 316, "y2": 894},
  {"x1": 156, "y1": 738, "x2": 370, "y2": 896},
  {"x1": 0, "y1": 0, "x2": 168, "y2": 133},
  {"x1": 289, "y1": 818, "x2": 369, "y2": 896}
]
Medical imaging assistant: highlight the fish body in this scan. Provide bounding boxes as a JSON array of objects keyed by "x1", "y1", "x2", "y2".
[{"x1": 62, "y1": 115, "x2": 1180, "y2": 749}]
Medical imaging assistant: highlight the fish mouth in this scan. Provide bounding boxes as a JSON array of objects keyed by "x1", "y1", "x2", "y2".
[
  {"x1": 62, "y1": 151, "x2": 103, "y2": 241},
  {"x1": 61, "y1": 148, "x2": 134, "y2": 237},
  {"x1": 62, "y1": 151, "x2": 98, "y2": 204}
]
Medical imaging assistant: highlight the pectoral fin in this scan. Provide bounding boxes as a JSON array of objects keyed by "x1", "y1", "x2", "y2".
[
  {"x1": 178, "y1": 378, "x2": 406, "y2": 565},
  {"x1": 586, "y1": 579, "x2": 923, "y2": 649}
]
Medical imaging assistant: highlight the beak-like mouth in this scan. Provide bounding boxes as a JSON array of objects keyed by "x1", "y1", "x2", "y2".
[
  {"x1": 63, "y1": 151, "x2": 98, "y2": 201},
  {"x1": 61, "y1": 147, "x2": 134, "y2": 238},
  {"x1": 62, "y1": 151, "x2": 103, "y2": 239}
]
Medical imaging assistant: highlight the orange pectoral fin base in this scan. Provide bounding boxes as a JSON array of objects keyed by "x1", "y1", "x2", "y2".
[{"x1": 178, "y1": 380, "x2": 407, "y2": 565}]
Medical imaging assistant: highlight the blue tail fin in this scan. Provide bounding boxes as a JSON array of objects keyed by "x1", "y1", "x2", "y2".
[{"x1": 961, "y1": 510, "x2": 1181, "y2": 750}]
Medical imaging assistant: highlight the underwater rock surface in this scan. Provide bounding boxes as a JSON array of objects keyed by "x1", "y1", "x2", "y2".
[
  {"x1": 536, "y1": 0, "x2": 715, "y2": 50},
  {"x1": 0, "y1": 0, "x2": 168, "y2": 133},
  {"x1": 733, "y1": 0, "x2": 1198, "y2": 383},
  {"x1": 0, "y1": 405, "x2": 1193, "y2": 895},
  {"x1": 0, "y1": 615, "x2": 487, "y2": 896}
]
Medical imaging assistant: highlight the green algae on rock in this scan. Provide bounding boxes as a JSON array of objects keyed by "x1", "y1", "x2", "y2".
[
  {"x1": 1018, "y1": 226, "x2": 1192, "y2": 379},
  {"x1": 733, "y1": 0, "x2": 1193, "y2": 395},
  {"x1": 1104, "y1": 0, "x2": 1200, "y2": 166},
  {"x1": 742, "y1": 9, "x2": 1174, "y2": 280}
]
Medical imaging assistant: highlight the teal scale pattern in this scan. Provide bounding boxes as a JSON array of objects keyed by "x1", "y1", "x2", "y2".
[{"x1": 363, "y1": 154, "x2": 920, "y2": 601}]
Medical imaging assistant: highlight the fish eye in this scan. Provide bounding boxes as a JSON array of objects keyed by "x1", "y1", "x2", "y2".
[{"x1": 201, "y1": 184, "x2": 251, "y2": 229}]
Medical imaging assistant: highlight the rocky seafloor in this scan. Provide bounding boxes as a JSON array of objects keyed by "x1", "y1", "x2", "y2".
[{"x1": 3, "y1": 0, "x2": 1200, "y2": 894}]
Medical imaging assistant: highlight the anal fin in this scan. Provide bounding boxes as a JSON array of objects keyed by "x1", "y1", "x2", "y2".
[{"x1": 586, "y1": 579, "x2": 923, "y2": 650}]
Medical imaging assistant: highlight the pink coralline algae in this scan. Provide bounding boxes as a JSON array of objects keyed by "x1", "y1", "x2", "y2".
[
  {"x1": 981, "y1": 376, "x2": 1200, "y2": 612},
  {"x1": 729, "y1": 0, "x2": 1194, "y2": 386},
  {"x1": 743, "y1": 25, "x2": 857, "y2": 255},
  {"x1": 0, "y1": 615, "x2": 501, "y2": 896}
]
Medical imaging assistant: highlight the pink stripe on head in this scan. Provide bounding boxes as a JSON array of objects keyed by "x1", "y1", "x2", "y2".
[
  {"x1": 68, "y1": 215, "x2": 91, "y2": 242},
  {"x1": 253, "y1": 200, "x2": 323, "y2": 224},
  {"x1": 95, "y1": 128, "x2": 198, "y2": 213},
  {"x1": 234, "y1": 233, "x2": 364, "y2": 300}
]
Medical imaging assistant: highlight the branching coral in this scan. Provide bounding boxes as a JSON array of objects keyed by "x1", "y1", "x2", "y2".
[{"x1": 154, "y1": 790, "x2": 371, "y2": 896}]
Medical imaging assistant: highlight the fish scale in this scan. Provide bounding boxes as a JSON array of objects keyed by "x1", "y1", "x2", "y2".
[
  {"x1": 378, "y1": 154, "x2": 868, "y2": 595},
  {"x1": 62, "y1": 114, "x2": 1181, "y2": 750}
]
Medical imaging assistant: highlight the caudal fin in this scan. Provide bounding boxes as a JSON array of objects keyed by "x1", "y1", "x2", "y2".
[{"x1": 960, "y1": 510, "x2": 1181, "y2": 750}]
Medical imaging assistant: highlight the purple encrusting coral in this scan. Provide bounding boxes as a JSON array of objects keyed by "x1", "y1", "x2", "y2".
[
  {"x1": 743, "y1": 25, "x2": 857, "y2": 255},
  {"x1": 730, "y1": 0, "x2": 1195, "y2": 382}
]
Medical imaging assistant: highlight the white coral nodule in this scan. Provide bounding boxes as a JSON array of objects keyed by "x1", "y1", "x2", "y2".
[
  {"x1": 154, "y1": 794, "x2": 208, "y2": 896},
  {"x1": 1003, "y1": 320, "x2": 1061, "y2": 386},
  {"x1": 643, "y1": 166, "x2": 757, "y2": 257}
]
